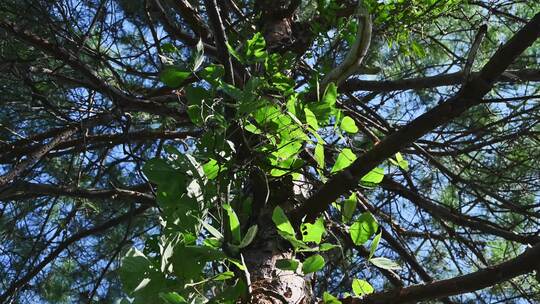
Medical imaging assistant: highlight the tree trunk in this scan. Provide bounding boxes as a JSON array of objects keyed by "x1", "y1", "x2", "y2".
[
  {"x1": 241, "y1": 3, "x2": 314, "y2": 303},
  {"x1": 243, "y1": 208, "x2": 311, "y2": 304}
]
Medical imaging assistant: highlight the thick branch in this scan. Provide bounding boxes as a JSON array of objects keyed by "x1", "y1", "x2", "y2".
[
  {"x1": 341, "y1": 241, "x2": 540, "y2": 304},
  {"x1": 340, "y1": 69, "x2": 540, "y2": 92},
  {"x1": 293, "y1": 12, "x2": 540, "y2": 222}
]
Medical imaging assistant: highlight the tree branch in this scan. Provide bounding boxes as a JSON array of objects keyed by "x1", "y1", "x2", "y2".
[
  {"x1": 0, "y1": 115, "x2": 113, "y2": 187},
  {"x1": 341, "y1": 241, "x2": 540, "y2": 303},
  {"x1": 293, "y1": 11, "x2": 540, "y2": 223},
  {"x1": 0, "y1": 19, "x2": 189, "y2": 120},
  {"x1": 340, "y1": 69, "x2": 540, "y2": 92},
  {"x1": 204, "y1": 0, "x2": 235, "y2": 86},
  {"x1": 0, "y1": 205, "x2": 150, "y2": 303},
  {"x1": 379, "y1": 177, "x2": 539, "y2": 245},
  {"x1": 0, "y1": 182, "x2": 155, "y2": 205}
]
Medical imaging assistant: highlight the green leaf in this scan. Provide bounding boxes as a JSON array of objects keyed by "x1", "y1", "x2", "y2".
[
  {"x1": 349, "y1": 213, "x2": 379, "y2": 246},
  {"x1": 322, "y1": 82, "x2": 337, "y2": 106},
  {"x1": 352, "y1": 279, "x2": 374, "y2": 296},
  {"x1": 214, "y1": 271, "x2": 235, "y2": 281},
  {"x1": 203, "y1": 237, "x2": 222, "y2": 248},
  {"x1": 323, "y1": 292, "x2": 342, "y2": 304},
  {"x1": 225, "y1": 42, "x2": 243, "y2": 62},
  {"x1": 185, "y1": 85, "x2": 212, "y2": 126},
  {"x1": 119, "y1": 248, "x2": 150, "y2": 290},
  {"x1": 221, "y1": 82, "x2": 243, "y2": 100},
  {"x1": 369, "y1": 232, "x2": 382, "y2": 260},
  {"x1": 159, "y1": 292, "x2": 187, "y2": 304},
  {"x1": 200, "y1": 221, "x2": 223, "y2": 239},
  {"x1": 161, "y1": 43, "x2": 177, "y2": 53},
  {"x1": 277, "y1": 230, "x2": 310, "y2": 250},
  {"x1": 272, "y1": 72, "x2": 294, "y2": 92},
  {"x1": 203, "y1": 159, "x2": 220, "y2": 179},
  {"x1": 302, "y1": 254, "x2": 325, "y2": 274},
  {"x1": 223, "y1": 204, "x2": 241, "y2": 244},
  {"x1": 172, "y1": 245, "x2": 227, "y2": 281},
  {"x1": 271, "y1": 206, "x2": 296, "y2": 236},
  {"x1": 314, "y1": 142, "x2": 325, "y2": 169},
  {"x1": 360, "y1": 167, "x2": 385, "y2": 184},
  {"x1": 300, "y1": 217, "x2": 325, "y2": 244},
  {"x1": 143, "y1": 159, "x2": 184, "y2": 185},
  {"x1": 275, "y1": 259, "x2": 300, "y2": 271},
  {"x1": 238, "y1": 225, "x2": 258, "y2": 248},
  {"x1": 395, "y1": 152, "x2": 409, "y2": 170},
  {"x1": 193, "y1": 39, "x2": 205, "y2": 71},
  {"x1": 273, "y1": 141, "x2": 303, "y2": 161},
  {"x1": 304, "y1": 108, "x2": 319, "y2": 130},
  {"x1": 200, "y1": 64, "x2": 224, "y2": 85},
  {"x1": 246, "y1": 32, "x2": 267, "y2": 61},
  {"x1": 319, "y1": 243, "x2": 340, "y2": 251},
  {"x1": 342, "y1": 193, "x2": 357, "y2": 222},
  {"x1": 286, "y1": 94, "x2": 298, "y2": 116},
  {"x1": 211, "y1": 278, "x2": 248, "y2": 302},
  {"x1": 340, "y1": 116, "x2": 359, "y2": 133},
  {"x1": 331, "y1": 148, "x2": 357, "y2": 173},
  {"x1": 370, "y1": 257, "x2": 401, "y2": 270},
  {"x1": 227, "y1": 258, "x2": 246, "y2": 271},
  {"x1": 119, "y1": 248, "x2": 166, "y2": 299},
  {"x1": 160, "y1": 66, "x2": 190, "y2": 87},
  {"x1": 244, "y1": 123, "x2": 263, "y2": 134},
  {"x1": 411, "y1": 40, "x2": 426, "y2": 57}
]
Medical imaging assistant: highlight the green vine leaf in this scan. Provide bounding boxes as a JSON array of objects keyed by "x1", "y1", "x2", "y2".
[
  {"x1": 315, "y1": 142, "x2": 325, "y2": 169},
  {"x1": 300, "y1": 217, "x2": 325, "y2": 244},
  {"x1": 213, "y1": 271, "x2": 235, "y2": 281},
  {"x1": 275, "y1": 259, "x2": 300, "y2": 271},
  {"x1": 392, "y1": 152, "x2": 409, "y2": 170},
  {"x1": 223, "y1": 204, "x2": 241, "y2": 244},
  {"x1": 160, "y1": 66, "x2": 190, "y2": 87},
  {"x1": 304, "y1": 107, "x2": 320, "y2": 131},
  {"x1": 342, "y1": 193, "x2": 358, "y2": 222},
  {"x1": 323, "y1": 292, "x2": 342, "y2": 304},
  {"x1": 352, "y1": 279, "x2": 374, "y2": 296},
  {"x1": 271, "y1": 206, "x2": 296, "y2": 236},
  {"x1": 331, "y1": 148, "x2": 357, "y2": 173},
  {"x1": 159, "y1": 292, "x2": 188, "y2": 304},
  {"x1": 370, "y1": 257, "x2": 401, "y2": 270},
  {"x1": 319, "y1": 243, "x2": 340, "y2": 251},
  {"x1": 143, "y1": 159, "x2": 182, "y2": 185},
  {"x1": 246, "y1": 32, "x2": 267, "y2": 61},
  {"x1": 322, "y1": 82, "x2": 337, "y2": 105},
  {"x1": 340, "y1": 116, "x2": 359, "y2": 133},
  {"x1": 369, "y1": 232, "x2": 382, "y2": 260},
  {"x1": 238, "y1": 225, "x2": 258, "y2": 248},
  {"x1": 360, "y1": 167, "x2": 385, "y2": 185},
  {"x1": 302, "y1": 254, "x2": 325, "y2": 274},
  {"x1": 349, "y1": 213, "x2": 379, "y2": 246},
  {"x1": 202, "y1": 159, "x2": 220, "y2": 180}
]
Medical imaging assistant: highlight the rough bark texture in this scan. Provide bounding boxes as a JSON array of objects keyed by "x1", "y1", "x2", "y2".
[
  {"x1": 237, "y1": 3, "x2": 313, "y2": 303},
  {"x1": 244, "y1": 209, "x2": 311, "y2": 304}
]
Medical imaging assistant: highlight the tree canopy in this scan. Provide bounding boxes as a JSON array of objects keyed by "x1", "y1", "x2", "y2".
[{"x1": 0, "y1": 0, "x2": 540, "y2": 303}]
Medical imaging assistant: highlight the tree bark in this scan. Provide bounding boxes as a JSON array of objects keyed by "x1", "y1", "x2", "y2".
[
  {"x1": 243, "y1": 209, "x2": 311, "y2": 303},
  {"x1": 238, "y1": 3, "x2": 313, "y2": 303}
]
